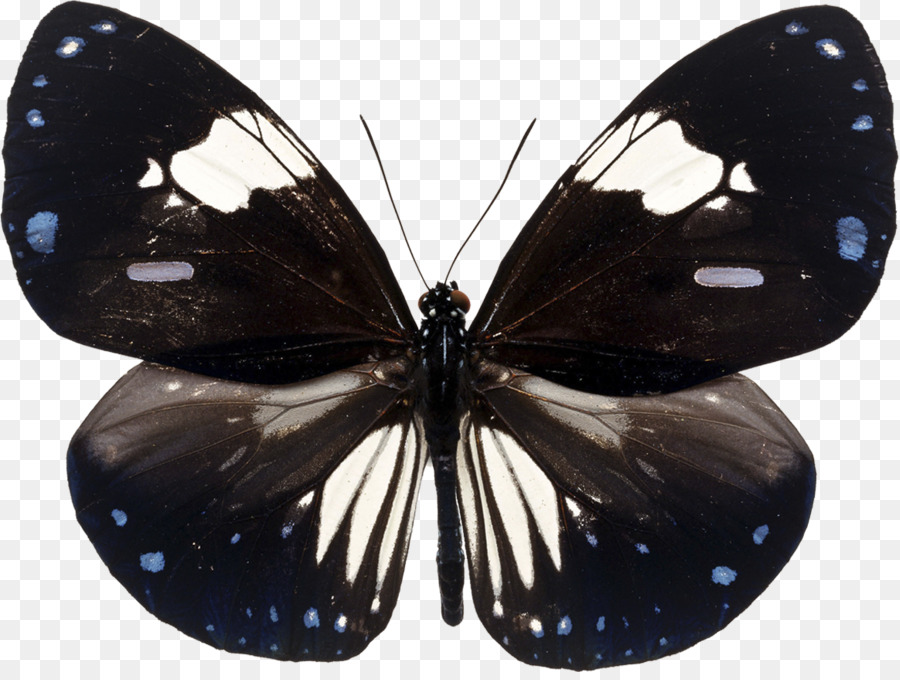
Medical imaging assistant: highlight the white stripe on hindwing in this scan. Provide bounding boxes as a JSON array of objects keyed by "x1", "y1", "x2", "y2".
[
  {"x1": 316, "y1": 419, "x2": 424, "y2": 589},
  {"x1": 461, "y1": 419, "x2": 563, "y2": 592}
]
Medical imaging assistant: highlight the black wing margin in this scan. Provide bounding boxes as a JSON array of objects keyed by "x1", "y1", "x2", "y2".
[
  {"x1": 471, "y1": 6, "x2": 895, "y2": 394},
  {"x1": 3, "y1": 2, "x2": 415, "y2": 383},
  {"x1": 458, "y1": 362, "x2": 814, "y2": 669},
  {"x1": 68, "y1": 358, "x2": 426, "y2": 660}
]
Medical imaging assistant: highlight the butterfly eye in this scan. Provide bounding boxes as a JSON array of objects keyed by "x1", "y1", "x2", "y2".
[
  {"x1": 418, "y1": 292, "x2": 429, "y2": 312},
  {"x1": 450, "y1": 290, "x2": 470, "y2": 313}
]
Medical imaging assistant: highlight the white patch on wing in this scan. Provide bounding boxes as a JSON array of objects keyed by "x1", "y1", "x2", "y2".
[
  {"x1": 574, "y1": 119, "x2": 633, "y2": 183},
  {"x1": 458, "y1": 425, "x2": 504, "y2": 597},
  {"x1": 165, "y1": 193, "x2": 185, "y2": 208},
  {"x1": 694, "y1": 266, "x2": 764, "y2": 288},
  {"x1": 477, "y1": 430, "x2": 536, "y2": 588},
  {"x1": 344, "y1": 426, "x2": 402, "y2": 583},
  {"x1": 126, "y1": 261, "x2": 194, "y2": 282},
  {"x1": 592, "y1": 120, "x2": 724, "y2": 215},
  {"x1": 315, "y1": 421, "x2": 423, "y2": 589},
  {"x1": 481, "y1": 429, "x2": 562, "y2": 586},
  {"x1": 631, "y1": 110, "x2": 661, "y2": 139},
  {"x1": 706, "y1": 195, "x2": 729, "y2": 210},
  {"x1": 316, "y1": 427, "x2": 386, "y2": 567},
  {"x1": 374, "y1": 420, "x2": 424, "y2": 591},
  {"x1": 138, "y1": 159, "x2": 164, "y2": 188},
  {"x1": 728, "y1": 162, "x2": 756, "y2": 192},
  {"x1": 257, "y1": 115, "x2": 316, "y2": 180},
  {"x1": 577, "y1": 124, "x2": 617, "y2": 170},
  {"x1": 232, "y1": 109, "x2": 257, "y2": 132},
  {"x1": 169, "y1": 109, "x2": 313, "y2": 213}
]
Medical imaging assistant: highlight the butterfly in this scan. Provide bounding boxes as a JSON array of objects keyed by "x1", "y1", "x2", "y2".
[{"x1": 2, "y1": 1, "x2": 895, "y2": 670}]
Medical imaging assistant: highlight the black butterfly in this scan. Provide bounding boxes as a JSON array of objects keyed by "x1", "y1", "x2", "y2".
[{"x1": 3, "y1": 1, "x2": 894, "y2": 670}]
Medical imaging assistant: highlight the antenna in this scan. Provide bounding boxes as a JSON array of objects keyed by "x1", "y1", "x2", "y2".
[
  {"x1": 360, "y1": 115, "x2": 429, "y2": 289},
  {"x1": 443, "y1": 118, "x2": 536, "y2": 285}
]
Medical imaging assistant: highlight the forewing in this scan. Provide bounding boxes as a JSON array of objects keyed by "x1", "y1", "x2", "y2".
[
  {"x1": 3, "y1": 2, "x2": 415, "y2": 383},
  {"x1": 68, "y1": 359, "x2": 426, "y2": 661},
  {"x1": 457, "y1": 362, "x2": 814, "y2": 669},
  {"x1": 471, "y1": 6, "x2": 895, "y2": 394}
]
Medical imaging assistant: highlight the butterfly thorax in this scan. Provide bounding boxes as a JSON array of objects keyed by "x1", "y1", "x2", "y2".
[
  {"x1": 414, "y1": 282, "x2": 471, "y2": 429},
  {"x1": 414, "y1": 281, "x2": 471, "y2": 626}
]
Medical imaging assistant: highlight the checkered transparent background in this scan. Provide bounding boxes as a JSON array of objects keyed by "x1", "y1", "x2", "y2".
[{"x1": 1, "y1": 1, "x2": 898, "y2": 678}]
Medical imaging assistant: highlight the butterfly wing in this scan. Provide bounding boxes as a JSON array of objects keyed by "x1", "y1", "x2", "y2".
[
  {"x1": 470, "y1": 6, "x2": 895, "y2": 395},
  {"x1": 458, "y1": 362, "x2": 814, "y2": 669},
  {"x1": 67, "y1": 358, "x2": 425, "y2": 660},
  {"x1": 3, "y1": 2, "x2": 415, "y2": 383}
]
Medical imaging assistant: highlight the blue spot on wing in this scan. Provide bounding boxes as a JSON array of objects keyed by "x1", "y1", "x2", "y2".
[
  {"x1": 303, "y1": 608, "x2": 319, "y2": 628},
  {"x1": 230, "y1": 533, "x2": 241, "y2": 544},
  {"x1": 596, "y1": 616, "x2": 605, "y2": 632},
  {"x1": 334, "y1": 614, "x2": 347, "y2": 633},
  {"x1": 711, "y1": 565, "x2": 737, "y2": 585},
  {"x1": 139, "y1": 552, "x2": 165, "y2": 573},
  {"x1": 90, "y1": 21, "x2": 118, "y2": 34},
  {"x1": 784, "y1": 21, "x2": 808, "y2": 35},
  {"x1": 32, "y1": 74, "x2": 48, "y2": 88},
  {"x1": 635, "y1": 543, "x2": 649, "y2": 554},
  {"x1": 852, "y1": 79, "x2": 868, "y2": 92},
  {"x1": 56, "y1": 36, "x2": 85, "y2": 58},
  {"x1": 25, "y1": 211, "x2": 58, "y2": 253},
  {"x1": 557, "y1": 616, "x2": 572, "y2": 635},
  {"x1": 836, "y1": 216, "x2": 867, "y2": 261},
  {"x1": 26, "y1": 109, "x2": 45, "y2": 128},
  {"x1": 815, "y1": 38, "x2": 845, "y2": 60},
  {"x1": 753, "y1": 524, "x2": 770, "y2": 545},
  {"x1": 269, "y1": 605, "x2": 278, "y2": 622},
  {"x1": 852, "y1": 115, "x2": 873, "y2": 131},
  {"x1": 110, "y1": 509, "x2": 127, "y2": 526}
]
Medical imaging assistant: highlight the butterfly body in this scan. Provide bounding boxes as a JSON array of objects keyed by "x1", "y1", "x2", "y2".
[
  {"x1": 3, "y1": 1, "x2": 894, "y2": 670},
  {"x1": 415, "y1": 282, "x2": 472, "y2": 626}
]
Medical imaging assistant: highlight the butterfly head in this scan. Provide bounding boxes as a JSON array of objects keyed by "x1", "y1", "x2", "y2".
[{"x1": 417, "y1": 281, "x2": 470, "y2": 321}]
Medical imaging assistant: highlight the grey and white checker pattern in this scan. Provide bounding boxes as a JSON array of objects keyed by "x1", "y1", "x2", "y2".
[{"x1": 1, "y1": 1, "x2": 898, "y2": 678}]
